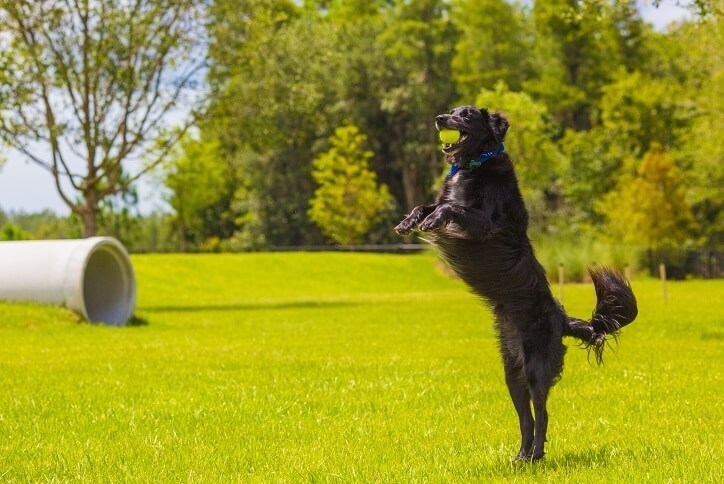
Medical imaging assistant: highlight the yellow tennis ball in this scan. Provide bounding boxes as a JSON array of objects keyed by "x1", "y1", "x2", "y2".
[{"x1": 439, "y1": 129, "x2": 461, "y2": 144}]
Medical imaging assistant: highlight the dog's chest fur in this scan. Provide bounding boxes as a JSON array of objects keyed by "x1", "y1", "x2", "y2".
[
  {"x1": 430, "y1": 157, "x2": 537, "y2": 305},
  {"x1": 439, "y1": 168, "x2": 487, "y2": 209}
]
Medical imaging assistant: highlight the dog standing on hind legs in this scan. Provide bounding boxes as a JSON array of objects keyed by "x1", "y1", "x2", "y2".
[{"x1": 395, "y1": 106, "x2": 638, "y2": 461}]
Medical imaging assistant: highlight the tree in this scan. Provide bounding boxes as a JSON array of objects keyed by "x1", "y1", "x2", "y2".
[
  {"x1": 528, "y1": 0, "x2": 647, "y2": 130},
  {"x1": 451, "y1": 0, "x2": 533, "y2": 100},
  {"x1": 598, "y1": 70, "x2": 683, "y2": 154},
  {"x1": 164, "y1": 135, "x2": 235, "y2": 252},
  {"x1": 559, "y1": 69, "x2": 684, "y2": 225},
  {"x1": 558, "y1": 127, "x2": 623, "y2": 225},
  {"x1": 659, "y1": 19, "x2": 723, "y2": 248},
  {"x1": 376, "y1": 0, "x2": 458, "y2": 210},
  {"x1": 308, "y1": 125, "x2": 393, "y2": 245},
  {"x1": 0, "y1": 209, "x2": 81, "y2": 239},
  {"x1": 0, "y1": 223, "x2": 31, "y2": 241},
  {"x1": 199, "y1": 1, "x2": 458, "y2": 247},
  {"x1": 204, "y1": 0, "x2": 339, "y2": 248},
  {"x1": 0, "y1": 0, "x2": 206, "y2": 237},
  {"x1": 596, "y1": 144, "x2": 697, "y2": 250},
  {"x1": 665, "y1": 0, "x2": 723, "y2": 17}
]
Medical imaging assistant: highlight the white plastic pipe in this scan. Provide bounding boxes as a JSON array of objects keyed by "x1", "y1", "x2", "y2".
[{"x1": 0, "y1": 237, "x2": 136, "y2": 325}]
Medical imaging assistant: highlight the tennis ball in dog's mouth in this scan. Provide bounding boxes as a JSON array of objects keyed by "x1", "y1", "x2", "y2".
[{"x1": 439, "y1": 129, "x2": 461, "y2": 144}]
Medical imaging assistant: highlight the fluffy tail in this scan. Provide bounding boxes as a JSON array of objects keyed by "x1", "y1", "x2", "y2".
[{"x1": 564, "y1": 267, "x2": 638, "y2": 365}]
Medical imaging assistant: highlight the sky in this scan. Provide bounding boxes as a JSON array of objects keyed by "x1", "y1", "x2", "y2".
[{"x1": 0, "y1": 1, "x2": 693, "y2": 216}]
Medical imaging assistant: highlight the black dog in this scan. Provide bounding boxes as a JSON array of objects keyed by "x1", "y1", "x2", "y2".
[{"x1": 395, "y1": 106, "x2": 638, "y2": 461}]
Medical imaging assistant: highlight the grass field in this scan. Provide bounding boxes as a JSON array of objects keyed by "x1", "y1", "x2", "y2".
[{"x1": 0, "y1": 252, "x2": 722, "y2": 482}]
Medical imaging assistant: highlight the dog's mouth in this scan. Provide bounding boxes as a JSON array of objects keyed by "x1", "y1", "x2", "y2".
[{"x1": 439, "y1": 130, "x2": 469, "y2": 155}]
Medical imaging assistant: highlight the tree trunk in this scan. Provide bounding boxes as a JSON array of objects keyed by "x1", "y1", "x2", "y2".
[
  {"x1": 80, "y1": 209, "x2": 97, "y2": 238},
  {"x1": 178, "y1": 215, "x2": 187, "y2": 253},
  {"x1": 427, "y1": 123, "x2": 440, "y2": 184},
  {"x1": 401, "y1": 162, "x2": 419, "y2": 211},
  {"x1": 79, "y1": 191, "x2": 99, "y2": 238}
]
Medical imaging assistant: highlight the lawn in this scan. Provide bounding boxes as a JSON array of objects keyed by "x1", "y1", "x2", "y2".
[{"x1": 0, "y1": 252, "x2": 722, "y2": 482}]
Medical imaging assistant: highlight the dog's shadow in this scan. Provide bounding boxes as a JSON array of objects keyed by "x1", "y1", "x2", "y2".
[
  {"x1": 473, "y1": 444, "x2": 628, "y2": 479},
  {"x1": 521, "y1": 444, "x2": 637, "y2": 474},
  {"x1": 539, "y1": 445, "x2": 622, "y2": 470}
]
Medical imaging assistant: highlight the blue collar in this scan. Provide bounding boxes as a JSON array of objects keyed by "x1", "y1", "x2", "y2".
[{"x1": 447, "y1": 143, "x2": 505, "y2": 177}]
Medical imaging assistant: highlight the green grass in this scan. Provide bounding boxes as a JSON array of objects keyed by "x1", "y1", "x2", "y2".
[{"x1": 0, "y1": 252, "x2": 722, "y2": 482}]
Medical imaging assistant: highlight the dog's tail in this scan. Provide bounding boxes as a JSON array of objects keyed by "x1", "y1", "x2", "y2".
[{"x1": 563, "y1": 267, "x2": 638, "y2": 365}]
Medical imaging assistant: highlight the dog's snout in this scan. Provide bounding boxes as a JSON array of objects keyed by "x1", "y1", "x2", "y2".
[{"x1": 435, "y1": 114, "x2": 450, "y2": 129}]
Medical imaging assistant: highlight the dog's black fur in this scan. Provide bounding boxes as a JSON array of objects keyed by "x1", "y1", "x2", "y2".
[{"x1": 395, "y1": 105, "x2": 638, "y2": 461}]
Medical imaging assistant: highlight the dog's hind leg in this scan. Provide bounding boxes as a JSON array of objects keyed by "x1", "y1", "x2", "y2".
[
  {"x1": 528, "y1": 377, "x2": 550, "y2": 461},
  {"x1": 503, "y1": 352, "x2": 534, "y2": 460},
  {"x1": 524, "y1": 340, "x2": 565, "y2": 461}
]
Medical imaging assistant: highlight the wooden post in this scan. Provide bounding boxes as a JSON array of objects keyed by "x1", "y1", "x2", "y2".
[
  {"x1": 659, "y1": 263, "x2": 668, "y2": 303},
  {"x1": 558, "y1": 263, "x2": 564, "y2": 304}
]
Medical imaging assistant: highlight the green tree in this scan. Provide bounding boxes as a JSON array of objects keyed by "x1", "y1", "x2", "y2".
[
  {"x1": 672, "y1": 0, "x2": 723, "y2": 17},
  {"x1": 164, "y1": 136, "x2": 236, "y2": 252},
  {"x1": 95, "y1": 188, "x2": 141, "y2": 247},
  {"x1": 132, "y1": 212, "x2": 177, "y2": 253},
  {"x1": 0, "y1": 0, "x2": 205, "y2": 237},
  {"x1": 661, "y1": 19, "x2": 723, "y2": 247},
  {"x1": 205, "y1": 0, "x2": 338, "y2": 248},
  {"x1": 1, "y1": 210, "x2": 81, "y2": 239},
  {"x1": 308, "y1": 125, "x2": 393, "y2": 245},
  {"x1": 598, "y1": 70, "x2": 684, "y2": 153},
  {"x1": 558, "y1": 14, "x2": 721, "y2": 239},
  {"x1": 451, "y1": 0, "x2": 533, "y2": 100},
  {"x1": 596, "y1": 144, "x2": 697, "y2": 250},
  {"x1": 204, "y1": 0, "x2": 456, "y2": 246},
  {"x1": 558, "y1": 128, "x2": 622, "y2": 225},
  {"x1": 0, "y1": 223, "x2": 31, "y2": 240},
  {"x1": 559, "y1": 69, "x2": 684, "y2": 225},
  {"x1": 376, "y1": 0, "x2": 458, "y2": 210},
  {"x1": 528, "y1": 0, "x2": 648, "y2": 130}
]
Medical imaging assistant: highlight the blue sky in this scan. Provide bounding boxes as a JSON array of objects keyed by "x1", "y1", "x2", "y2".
[{"x1": 0, "y1": 1, "x2": 692, "y2": 216}]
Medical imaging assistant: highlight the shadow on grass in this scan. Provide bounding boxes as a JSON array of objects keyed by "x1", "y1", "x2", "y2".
[
  {"x1": 518, "y1": 444, "x2": 635, "y2": 473},
  {"x1": 472, "y1": 443, "x2": 629, "y2": 479},
  {"x1": 126, "y1": 314, "x2": 150, "y2": 326},
  {"x1": 139, "y1": 300, "x2": 362, "y2": 313},
  {"x1": 701, "y1": 331, "x2": 724, "y2": 341},
  {"x1": 541, "y1": 445, "x2": 620, "y2": 471}
]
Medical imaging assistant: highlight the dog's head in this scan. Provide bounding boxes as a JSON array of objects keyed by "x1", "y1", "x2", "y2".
[{"x1": 435, "y1": 106, "x2": 509, "y2": 162}]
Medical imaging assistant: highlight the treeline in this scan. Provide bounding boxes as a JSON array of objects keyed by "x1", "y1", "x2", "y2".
[
  {"x1": 0, "y1": 208, "x2": 178, "y2": 252},
  {"x1": 3, "y1": 1, "x2": 722, "y2": 266},
  {"x1": 167, "y1": 0, "x2": 720, "y2": 254}
]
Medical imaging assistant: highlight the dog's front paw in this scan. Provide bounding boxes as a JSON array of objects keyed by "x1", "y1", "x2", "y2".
[
  {"x1": 395, "y1": 206, "x2": 432, "y2": 235},
  {"x1": 419, "y1": 205, "x2": 452, "y2": 232},
  {"x1": 419, "y1": 214, "x2": 446, "y2": 232},
  {"x1": 394, "y1": 219, "x2": 416, "y2": 235}
]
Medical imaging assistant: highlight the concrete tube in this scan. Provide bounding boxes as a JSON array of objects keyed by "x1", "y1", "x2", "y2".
[{"x1": 0, "y1": 237, "x2": 136, "y2": 325}]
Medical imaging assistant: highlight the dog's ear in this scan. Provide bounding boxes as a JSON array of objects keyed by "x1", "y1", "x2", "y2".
[{"x1": 489, "y1": 112, "x2": 510, "y2": 142}]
